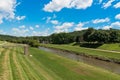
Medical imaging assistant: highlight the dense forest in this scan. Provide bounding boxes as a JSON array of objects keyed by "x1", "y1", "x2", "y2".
[{"x1": 0, "y1": 28, "x2": 120, "y2": 47}]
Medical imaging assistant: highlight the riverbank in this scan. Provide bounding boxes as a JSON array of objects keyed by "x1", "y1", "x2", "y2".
[
  {"x1": 40, "y1": 44, "x2": 120, "y2": 64},
  {"x1": 39, "y1": 47, "x2": 120, "y2": 74}
]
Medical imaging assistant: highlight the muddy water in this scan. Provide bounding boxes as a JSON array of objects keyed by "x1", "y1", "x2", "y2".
[{"x1": 39, "y1": 47, "x2": 120, "y2": 74}]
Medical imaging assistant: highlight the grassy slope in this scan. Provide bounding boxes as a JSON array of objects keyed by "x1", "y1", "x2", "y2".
[
  {"x1": 98, "y1": 43, "x2": 120, "y2": 51},
  {"x1": 0, "y1": 43, "x2": 120, "y2": 80},
  {"x1": 40, "y1": 44, "x2": 120, "y2": 62}
]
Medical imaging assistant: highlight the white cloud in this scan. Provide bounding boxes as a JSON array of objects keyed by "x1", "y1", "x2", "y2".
[
  {"x1": 29, "y1": 26, "x2": 34, "y2": 30},
  {"x1": 114, "y1": 2, "x2": 120, "y2": 8},
  {"x1": 43, "y1": 0, "x2": 93, "y2": 12},
  {"x1": 102, "y1": 0, "x2": 115, "y2": 9},
  {"x1": 74, "y1": 22, "x2": 88, "y2": 31},
  {"x1": 35, "y1": 25, "x2": 40, "y2": 28},
  {"x1": 103, "y1": 21, "x2": 120, "y2": 30},
  {"x1": 12, "y1": 27, "x2": 29, "y2": 36},
  {"x1": 19, "y1": 25, "x2": 26, "y2": 29},
  {"x1": 115, "y1": 13, "x2": 120, "y2": 20},
  {"x1": 92, "y1": 17, "x2": 110, "y2": 24},
  {"x1": 51, "y1": 20, "x2": 59, "y2": 25},
  {"x1": 32, "y1": 28, "x2": 50, "y2": 36},
  {"x1": 16, "y1": 16, "x2": 26, "y2": 21},
  {"x1": 54, "y1": 22, "x2": 74, "y2": 33},
  {"x1": 103, "y1": 25, "x2": 112, "y2": 30},
  {"x1": 0, "y1": 0, "x2": 17, "y2": 24},
  {"x1": 111, "y1": 21, "x2": 120, "y2": 27}
]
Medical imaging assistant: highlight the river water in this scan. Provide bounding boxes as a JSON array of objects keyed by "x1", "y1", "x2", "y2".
[{"x1": 39, "y1": 47, "x2": 120, "y2": 74}]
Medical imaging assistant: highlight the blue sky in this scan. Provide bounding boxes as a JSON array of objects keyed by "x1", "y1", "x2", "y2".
[{"x1": 0, "y1": 0, "x2": 120, "y2": 36}]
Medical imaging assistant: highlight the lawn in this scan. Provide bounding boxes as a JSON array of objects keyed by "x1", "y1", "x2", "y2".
[
  {"x1": 98, "y1": 43, "x2": 120, "y2": 51},
  {"x1": 0, "y1": 43, "x2": 120, "y2": 80}
]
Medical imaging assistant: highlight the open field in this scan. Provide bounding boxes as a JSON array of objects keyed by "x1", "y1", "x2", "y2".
[
  {"x1": 40, "y1": 44, "x2": 120, "y2": 63},
  {"x1": 0, "y1": 43, "x2": 120, "y2": 80}
]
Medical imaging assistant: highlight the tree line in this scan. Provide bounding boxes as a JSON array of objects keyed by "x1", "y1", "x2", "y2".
[
  {"x1": 0, "y1": 28, "x2": 120, "y2": 47},
  {"x1": 44, "y1": 28, "x2": 120, "y2": 44}
]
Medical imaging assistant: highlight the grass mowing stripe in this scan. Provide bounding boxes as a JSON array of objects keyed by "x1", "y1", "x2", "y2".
[
  {"x1": 10, "y1": 47, "x2": 28, "y2": 80},
  {"x1": 16, "y1": 47, "x2": 44, "y2": 80},
  {"x1": 26, "y1": 47, "x2": 59, "y2": 80},
  {"x1": 21, "y1": 54, "x2": 51, "y2": 79},
  {"x1": 28, "y1": 56, "x2": 60, "y2": 80},
  {"x1": 30, "y1": 47, "x2": 120, "y2": 80},
  {"x1": 10, "y1": 48, "x2": 22, "y2": 80},
  {"x1": 16, "y1": 48, "x2": 42, "y2": 80},
  {"x1": 28, "y1": 51, "x2": 62, "y2": 80},
  {"x1": 15, "y1": 47, "x2": 29, "y2": 80},
  {"x1": 0, "y1": 48, "x2": 6, "y2": 79},
  {"x1": 1, "y1": 47, "x2": 11, "y2": 80},
  {"x1": 8, "y1": 48, "x2": 14, "y2": 80},
  {"x1": 30, "y1": 48, "x2": 85, "y2": 80}
]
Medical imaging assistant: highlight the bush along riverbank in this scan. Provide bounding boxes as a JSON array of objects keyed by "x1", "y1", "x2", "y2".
[{"x1": 40, "y1": 44, "x2": 120, "y2": 64}]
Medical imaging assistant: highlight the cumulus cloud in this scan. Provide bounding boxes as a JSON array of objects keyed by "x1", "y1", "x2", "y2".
[
  {"x1": 54, "y1": 22, "x2": 74, "y2": 33},
  {"x1": 32, "y1": 29, "x2": 50, "y2": 36},
  {"x1": 35, "y1": 25, "x2": 40, "y2": 28},
  {"x1": 16, "y1": 16, "x2": 26, "y2": 21},
  {"x1": 43, "y1": 0, "x2": 93, "y2": 12},
  {"x1": 51, "y1": 20, "x2": 59, "y2": 25},
  {"x1": 115, "y1": 13, "x2": 120, "y2": 20},
  {"x1": 103, "y1": 21, "x2": 120, "y2": 30},
  {"x1": 12, "y1": 27, "x2": 29, "y2": 36},
  {"x1": 92, "y1": 17, "x2": 110, "y2": 24},
  {"x1": 74, "y1": 22, "x2": 88, "y2": 31},
  {"x1": 0, "y1": 0, "x2": 17, "y2": 24},
  {"x1": 114, "y1": 2, "x2": 120, "y2": 8},
  {"x1": 111, "y1": 21, "x2": 120, "y2": 27},
  {"x1": 102, "y1": 0, "x2": 115, "y2": 9},
  {"x1": 29, "y1": 26, "x2": 34, "y2": 30},
  {"x1": 74, "y1": 22, "x2": 85, "y2": 31},
  {"x1": 19, "y1": 25, "x2": 26, "y2": 29},
  {"x1": 103, "y1": 25, "x2": 112, "y2": 30},
  {"x1": 12, "y1": 25, "x2": 50, "y2": 36}
]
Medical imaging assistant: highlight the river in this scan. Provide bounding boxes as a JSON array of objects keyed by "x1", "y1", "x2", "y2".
[{"x1": 39, "y1": 47, "x2": 120, "y2": 74}]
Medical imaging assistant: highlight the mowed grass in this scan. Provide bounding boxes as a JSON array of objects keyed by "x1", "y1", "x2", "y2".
[
  {"x1": 0, "y1": 41, "x2": 5, "y2": 44},
  {"x1": 98, "y1": 43, "x2": 120, "y2": 51},
  {"x1": 0, "y1": 44, "x2": 120, "y2": 80},
  {"x1": 40, "y1": 44, "x2": 120, "y2": 61},
  {"x1": 30, "y1": 47, "x2": 120, "y2": 80}
]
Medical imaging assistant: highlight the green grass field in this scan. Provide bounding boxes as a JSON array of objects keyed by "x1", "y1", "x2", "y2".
[
  {"x1": 40, "y1": 44, "x2": 120, "y2": 62},
  {"x1": 97, "y1": 43, "x2": 120, "y2": 51},
  {"x1": 0, "y1": 43, "x2": 120, "y2": 80}
]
